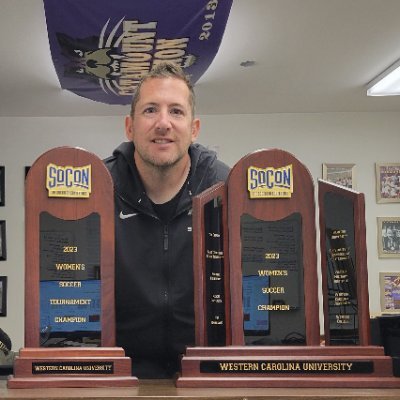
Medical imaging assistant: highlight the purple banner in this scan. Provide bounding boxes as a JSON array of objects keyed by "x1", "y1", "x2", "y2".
[{"x1": 43, "y1": 0, "x2": 233, "y2": 105}]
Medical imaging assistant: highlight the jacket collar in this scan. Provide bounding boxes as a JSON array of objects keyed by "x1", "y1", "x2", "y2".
[{"x1": 111, "y1": 142, "x2": 218, "y2": 214}]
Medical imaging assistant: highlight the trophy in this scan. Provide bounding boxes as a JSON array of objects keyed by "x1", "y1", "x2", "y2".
[
  {"x1": 177, "y1": 148, "x2": 400, "y2": 388},
  {"x1": 318, "y1": 179, "x2": 370, "y2": 346},
  {"x1": 8, "y1": 147, "x2": 137, "y2": 388}
]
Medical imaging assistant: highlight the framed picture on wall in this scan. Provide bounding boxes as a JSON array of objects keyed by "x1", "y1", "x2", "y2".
[
  {"x1": 0, "y1": 276, "x2": 7, "y2": 316},
  {"x1": 0, "y1": 166, "x2": 4, "y2": 206},
  {"x1": 377, "y1": 217, "x2": 400, "y2": 258},
  {"x1": 322, "y1": 163, "x2": 356, "y2": 189},
  {"x1": 380, "y1": 272, "x2": 400, "y2": 314},
  {"x1": 0, "y1": 221, "x2": 6, "y2": 261},
  {"x1": 376, "y1": 163, "x2": 400, "y2": 203}
]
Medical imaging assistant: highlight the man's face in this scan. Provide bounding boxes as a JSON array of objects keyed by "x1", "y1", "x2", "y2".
[{"x1": 125, "y1": 77, "x2": 200, "y2": 170}]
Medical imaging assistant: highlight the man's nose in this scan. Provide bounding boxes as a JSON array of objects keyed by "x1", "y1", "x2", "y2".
[{"x1": 155, "y1": 109, "x2": 172, "y2": 131}]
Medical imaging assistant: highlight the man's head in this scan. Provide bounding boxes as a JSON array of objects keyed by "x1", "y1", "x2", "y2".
[
  {"x1": 130, "y1": 62, "x2": 196, "y2": 118},
  {"x1": 125, "y1": 62, "x2": 200, "y2": 171}
]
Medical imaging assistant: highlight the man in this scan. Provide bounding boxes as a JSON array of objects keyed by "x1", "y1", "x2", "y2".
[{"x1": 105, "y1": 62, "x2": 230, "y2": 378}]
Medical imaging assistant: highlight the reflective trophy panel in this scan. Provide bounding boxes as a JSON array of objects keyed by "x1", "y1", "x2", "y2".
[
  {"x1": 204, "y1": 197, "x2": 226, "y2": 346},
  {"x1": 241, "y1": 213, "x2": 305, "y2": 345},
  {"x1": 323, "y1": 192, "x2": 359, "y2": 345},
  {"x1": 40, "y1": 212, "x2": 101, "y2": 347}
]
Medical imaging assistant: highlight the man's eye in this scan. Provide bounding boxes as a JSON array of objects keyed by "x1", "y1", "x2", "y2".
[
  {"x1": 144, "y1": 107, "x2": 156, "y2": 114},
  {"x1": 171, "y1": 108, "x2": 184, "y2": 116}
]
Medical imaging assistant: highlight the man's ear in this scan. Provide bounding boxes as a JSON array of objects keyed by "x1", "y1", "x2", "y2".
[
  {"x1": 191, "y1": 118, "x2": 200, "y2": 143},
  {"x1": 125, "y1": 115, "x2": 134, "y2": 141}
]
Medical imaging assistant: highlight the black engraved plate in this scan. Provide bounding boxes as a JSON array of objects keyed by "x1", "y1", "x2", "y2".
[
  {"x1": 323, "y1": 193, "x2": 359, "y2": 344},
  {"x1": 204, "y1": 197, "x2": 226, "y2": 346},
  {"x1": 241, "y1": 213, "x2": 305, "y2": 345},
  {"x1": 200, "y1": 360, "x2": 374, "y2": 374},
  {"x1": 39, "y1": 212, "x2": 101, "y2": 347},
  {"x1": 32, "y1": 361, "x2": 114, "y2": 375}
]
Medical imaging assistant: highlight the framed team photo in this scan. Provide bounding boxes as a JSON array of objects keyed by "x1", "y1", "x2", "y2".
[
  {"x1": 380, "y1": 272, "x2": 400, "y2": 314},
  {"x1": 0, "y1": 166, "x2": 4, "y2": 206},
  {"x1": 378, "y1": 217, "x2": 400, "y2": 258},
  {"x1": 0, "y1": 276, "x2": 7, "y2": 316},
  {"x1": 322, "y1": 163, "x2": 356, "y2": 189},
  {"x1": 376, "y1": 163, "x2": 400, "y2": 203}
]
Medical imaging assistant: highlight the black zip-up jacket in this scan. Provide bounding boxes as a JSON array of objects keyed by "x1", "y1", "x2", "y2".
[{"x1": 104, "y1": 142, "x2": 230, "y2": 378}]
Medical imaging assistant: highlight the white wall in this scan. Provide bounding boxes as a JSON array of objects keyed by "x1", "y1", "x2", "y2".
[{"x1": 0, "y1": 111, "x2": 399, "y2": 350}]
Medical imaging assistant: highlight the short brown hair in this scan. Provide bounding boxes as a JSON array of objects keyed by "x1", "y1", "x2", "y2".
[{"x1": 130, "y1": 61, "x2": 195, "y2": 117}]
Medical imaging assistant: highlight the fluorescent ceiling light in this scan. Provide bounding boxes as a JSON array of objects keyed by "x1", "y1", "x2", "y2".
[{"x1": 367, "y1": 59, "x2": 400, "y2": 96}]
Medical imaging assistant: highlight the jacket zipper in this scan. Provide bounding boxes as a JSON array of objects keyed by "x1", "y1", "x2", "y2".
[
  {"x1": 163, "y1": 225, "x2": 169, "y2": 251},
  {"x1": 162, "y1": 224, "x2": 170, "y2": 357}
]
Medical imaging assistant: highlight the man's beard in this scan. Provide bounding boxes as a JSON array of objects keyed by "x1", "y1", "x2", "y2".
[{"x1": 137, "y1": 148, "x2": 186, "y2": 172}]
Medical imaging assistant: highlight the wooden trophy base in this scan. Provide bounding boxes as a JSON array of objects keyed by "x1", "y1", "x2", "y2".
[
  {"x1": 176, "y1": 345, "x2": 400, "y2": 388},
  {"x1": 7, "y1": 347, "x2": 138, "y2": 388}
]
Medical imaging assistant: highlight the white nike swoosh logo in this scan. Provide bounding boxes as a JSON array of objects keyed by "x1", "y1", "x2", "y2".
[{"x1": 119, "y1": 211, "x2": 138, "y2": 220}]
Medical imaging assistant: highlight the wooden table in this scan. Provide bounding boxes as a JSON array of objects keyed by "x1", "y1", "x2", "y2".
[{"x1": 2, "y1": 379, "x2": 400, "y2": 399}]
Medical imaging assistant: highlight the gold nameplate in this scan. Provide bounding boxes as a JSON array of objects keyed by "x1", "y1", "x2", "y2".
[
  {"x1": 247, "y1": 164, "x2": 293, "y2": 198},
  {"x1": 46, "y1": 163, "x2": 91, "y2": 198}
]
